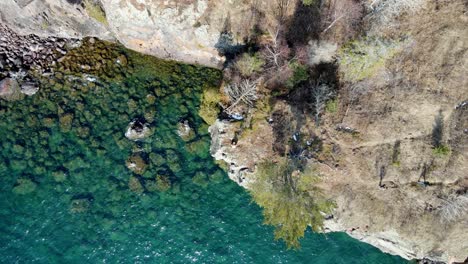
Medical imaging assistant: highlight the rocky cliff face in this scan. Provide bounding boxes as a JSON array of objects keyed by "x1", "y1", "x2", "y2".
[
  {"x1": 1, "y1": 0, "x2": 467, "y2": 263},
  {"x1": 0, "y1": 0, "x2": 264, "y2": 68}
]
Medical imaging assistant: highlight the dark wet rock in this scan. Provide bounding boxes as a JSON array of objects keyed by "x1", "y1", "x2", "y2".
[
  {"x1": 0, "y1": 78, "x2": 23, "y2": 101},
  {"x1": 0, "y1": 24, "x2": 79, "y2": 82}
]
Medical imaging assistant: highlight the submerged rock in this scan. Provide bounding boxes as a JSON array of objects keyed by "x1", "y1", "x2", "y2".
[
  {"x1": 70, "y1": 198, "x2": 91, "y2": 213},
  {"x1": 128, "y1": 176, "x2": 144, "y2": 194},
  {"x1": 0, "y1": 78, "x2": 23, "y2": 101},
  {"x1": 12, "y1": 178, "x2": 37, "y2": 194},
  {"x1": 126, "y1": 152, "x2": 147, "y2": 175},
  {"x1": 155, "y1": 175, "x2": 171, "y2": 192},
  {"x1": 59, "y1": 113, "x2": 74, "y2": 132},
  {"x1": 52, "y1": 171, "x2": 67, "y2": 182}
]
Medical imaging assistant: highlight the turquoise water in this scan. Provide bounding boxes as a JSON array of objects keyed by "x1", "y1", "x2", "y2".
[{"x1": 0, "y1": 42, "x2": 408, "y2": 263}]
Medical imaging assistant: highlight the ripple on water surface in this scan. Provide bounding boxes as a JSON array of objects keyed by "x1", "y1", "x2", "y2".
[{"x1": 0, "y1": 40, "x2": 408, "y2": 263}]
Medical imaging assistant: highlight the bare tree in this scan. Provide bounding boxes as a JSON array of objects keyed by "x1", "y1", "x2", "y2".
[
  {"x1": 273, "y1": 0, "x2": 292, "y2": 23},
  {"x1": 224, "y1": 79, "x2": 258, "y2": 114},
  {"x1": 263, "y1": 0, "x2": 292, "y2": 26},
  {"x1": 367, "y1": 0, "x2": 427, "y2": 24},
  {"x1": 320, "y1": 0, "x2": 363, "y2": 42},
  {"x1": 311, "y1": 81, "x2": 335, "y2": 126},
  {"x1": 262, "y1": 26, "x2": 291, "y2": 71}
]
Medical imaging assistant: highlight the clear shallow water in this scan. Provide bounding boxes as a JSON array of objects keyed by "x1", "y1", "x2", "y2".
[{"x1": 0, "y1": 41, "x2": 408, "y2": 263}]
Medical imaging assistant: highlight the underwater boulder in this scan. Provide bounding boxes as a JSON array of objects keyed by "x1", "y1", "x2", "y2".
[
  {"x1": 70, "y1": 196, "x2": 92, "y2": 213},
  {"x1": 59, "y1": 113, "x2": 74, "y2": 132},
  {"x1": 125, "y1": 152, "x2": 148, "y2": 175},
  {"x1": 128, "y1": 176, "x2": 144, "y2": 194},
  {"x1": 192, "y1": 171, "x2": 209, "y2": 187},
  {"x1": 155, "y1": 174, "x2": 171, "y2": 192},
  {"x1": 52, "y1": 171, "x2": 67, "y2": 182},
  {"x1": 12, "y1": 178, "x2": 37, "y2": 195}
]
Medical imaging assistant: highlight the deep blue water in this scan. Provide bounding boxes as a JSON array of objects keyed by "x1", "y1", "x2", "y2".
[{"x1": 0, "y1": 43, "x2": 408, "y2": 263}]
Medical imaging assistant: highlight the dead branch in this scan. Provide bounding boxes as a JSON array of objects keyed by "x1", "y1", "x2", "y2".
[{"x1": 224, "y1": 79, "x2": 258, "y2": 114}]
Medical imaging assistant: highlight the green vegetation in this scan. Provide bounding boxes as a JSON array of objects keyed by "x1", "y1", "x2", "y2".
[
  {"x1": 199, "y1": 87, "x2": 221, "y2": 125},
  {"x1": 249, "y1": 159, "x2": 335, "y2": 249},
  {"x1": 286, "y1": 61, "x2": 309, "y2": 89},
  {"x1": 391, "y1": 140, "x2": 401, "y2": 166},
  {"x1": 325, "y1": 98, "x2": 338, "y2": 113},
  {"x1": 302, "y1": 0, "x2": 317, "y2": 6},
  {"x1": 84, "y1": 0, "x2": 108, "y2": 26},
  {"x1": 433, "y1": 145, "x2": 450, "y2": 156},
  {"x1": 235, "y1": 53, "x2": 265, "y2": 77},
  {"x1": 338, "y1": 37, "x2": 403, "y2": 82}
]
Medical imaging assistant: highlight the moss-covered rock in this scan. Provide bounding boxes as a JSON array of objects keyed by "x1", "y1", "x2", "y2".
[
  {"x1": 155, "y1": 174, "x2": 171, "y2": 192},
  {"x1": 59, "y1": 113, "x2": 74, "y2": 132},
  {"x1": 70, "y1": 198, "x2": 91, "y2": 213},
  {"x1": 126, "y1": 153, "x2": 148, "y2": 175},
  {"x1": 192, "y1": 171, "x2": 209, "y2": 187},
  {"x1": 128, "y1": 176, "x2": 144, "y2": 194},
  {"x1": 12, "y1": 178, "x2": 37, "y2": 195}
]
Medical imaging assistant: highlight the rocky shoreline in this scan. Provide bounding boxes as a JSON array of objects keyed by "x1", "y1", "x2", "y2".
[
  {"x1": 2, "y1": 7, "x2": 467, "y2": 261},
  {"x1": 0, "y1": 24, "x2": 80, "y2": 100}
]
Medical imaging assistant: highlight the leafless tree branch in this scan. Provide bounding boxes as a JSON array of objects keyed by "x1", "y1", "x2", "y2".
[
  {"x1": 312, "y1": 80, "x2": 335, "y2": 126},
  {"x1": 224, "y1": 79, "x2": 258, "y2": 114}
]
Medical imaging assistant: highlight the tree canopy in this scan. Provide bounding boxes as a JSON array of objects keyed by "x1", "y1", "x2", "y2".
[{"x1": 249, "y1": 159, "x2": 335, "y2": 249}]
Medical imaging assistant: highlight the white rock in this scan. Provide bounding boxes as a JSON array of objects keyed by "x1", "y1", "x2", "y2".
[
  {"x1": 20, "y1": 82, "x2": 39, "y2": 96},
  {"x1": 125, "y1": 120, "x2": 152, "y2": 141}
]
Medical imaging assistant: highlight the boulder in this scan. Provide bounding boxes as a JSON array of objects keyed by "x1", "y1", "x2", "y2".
[
  {"x1": 125, "y1": 119, "x2": 152, "y2": 141},
  {"x1": 176, "y1": 120, "x2": 195, "y2": 141},
  {"x1": 125, "y1": 152, "x2": 147, "y2": 175},
  {"x1": 20, "y1": 81, "x2": 39, "y2": 95},
  {"x1": 0, "y1": 78, "x2": 23, "y2": 101},
  {"x1": 128, "y1": 176, "x2": 144, "y2": 194},
  {"x1": 12, "y1": 178, "x2": 37, "y2": 194},
  {"x1": 70, "y1": 198, "x2": 91, "y2": 213}
]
